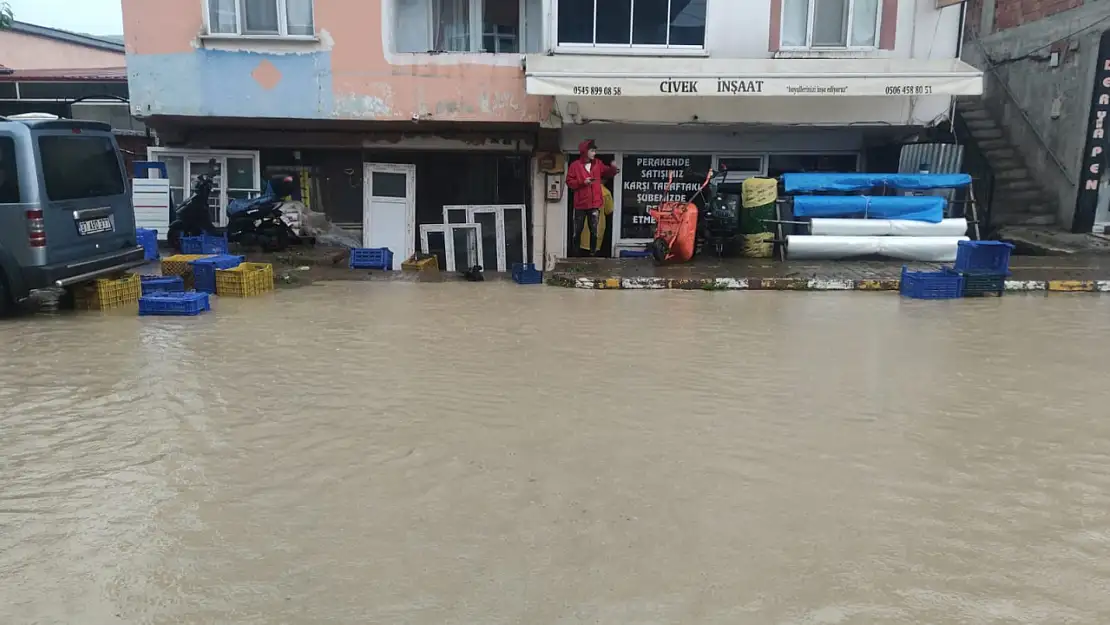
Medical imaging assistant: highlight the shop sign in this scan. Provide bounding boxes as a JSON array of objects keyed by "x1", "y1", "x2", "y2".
[
  {"x1": 1073, "y1": 30, "x2": 1110, "y2": 232},
  {"x1": 528, "y1": 74, "x2": 983, "y2": 97},
  {"x1": 620, "y1": 154, "x2": 712, "y2": 240}
]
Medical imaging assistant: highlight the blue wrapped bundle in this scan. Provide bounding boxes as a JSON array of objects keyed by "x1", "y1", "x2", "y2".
[
  {"x1": 782, "y1": 173, "x2": 971, "y2": 193},
  {"x1": 792, "y1": 195, "x2": 946, "y2": 223}
]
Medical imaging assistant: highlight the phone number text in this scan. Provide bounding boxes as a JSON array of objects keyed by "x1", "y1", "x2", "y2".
[
  {"x1": 572, "y1": 85, "x2": 623, "y2": 96},
  {"x1": 885, "y1": 85, "x2": 934, "y2": 95}
]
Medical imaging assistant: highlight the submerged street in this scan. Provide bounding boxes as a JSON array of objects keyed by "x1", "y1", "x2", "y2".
[{"x1": 3, "y1": 283, "x2": 1110, "y2": 623}]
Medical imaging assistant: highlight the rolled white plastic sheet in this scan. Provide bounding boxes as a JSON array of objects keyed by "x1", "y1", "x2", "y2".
[
  {"x1": 787, "y1": 235, "x2": 969, "y2": 261},
  {"x1": 787, "y1": 236, "x2": 879, "y2": 259},
  {"x1": 810, "y1": 218, "x2": 968, "y2": 237}
]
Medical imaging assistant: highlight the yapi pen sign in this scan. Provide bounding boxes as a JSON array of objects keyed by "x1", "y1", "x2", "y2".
[{"x1": 1074, "y1": 30, "x2": 1110, "y2": 232}]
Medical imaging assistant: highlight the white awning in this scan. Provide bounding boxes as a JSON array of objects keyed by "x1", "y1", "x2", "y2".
[{"x1": 525, "y1": 56, "x2": 983, "y2": 98}]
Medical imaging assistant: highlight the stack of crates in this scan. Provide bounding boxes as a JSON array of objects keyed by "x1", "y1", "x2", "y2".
[
  {"x1": 140, "y1": 275, "x2": 184, "y2": 295},
  {"x1": 216, "y1": 262, "x2": 274, "y2": 297},
  {"x1": 139, "y1": 291, "x2": 211, "y2": 316},
  {"x1": 511, "y1": 263, "x2": 543, "y2": 285},
  {"x1": 953, "y1": 241, "x2": 1014, "y2": 297},
  {"x1": 180, "y1": 233, "x2": 229, "y2": 255},
  {"x1": 401, "y1": 253, "x2": 439, "y2": 272},
  {"x1": 190, "y1": 254, "x2": 244, "y2": 293},
  {"x1": 74, "y1": 273, "x2": 142, "y2": 310},
  {"x1": 899, "y1": 266, "x2": 964, "y2": 300},
  {"x1": 161, "y1": 254, "x2": 213, "y2": 290},
  {"x1": 349, "y1": 247, "x2": 394, "y2": 270}
]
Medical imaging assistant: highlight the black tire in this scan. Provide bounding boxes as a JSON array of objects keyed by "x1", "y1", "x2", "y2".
[
  {"x1": 0, "y1": 273, "x2": 10, "y2": 318},
  {"x1": 260, "y1": 226, "x2": 289, "y2": 252},
  {"x1": 167, "y1": 222, "x2": 186, "y2": 253},
  {"x1": 650, "y1": 238, "x2": 668, "y2": 264}
]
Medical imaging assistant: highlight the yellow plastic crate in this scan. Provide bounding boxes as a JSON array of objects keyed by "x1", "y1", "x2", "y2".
[
  {"x1": 215, "y1": 262, "x2": 274, "y2": 297},
  {"x1": 74, "y1": 272, "x2": 141, "y2": 310},
  {"x1": 402, "y1": 254, "x2": 439, "y2": 272},
  {"x1": 161, "y1": 254, "x2": 212, "y2": 289}
]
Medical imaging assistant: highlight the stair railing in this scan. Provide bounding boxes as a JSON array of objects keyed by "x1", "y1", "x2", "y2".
[
  {"x1": 953, "y1": 110, "x2": 997, "y2": 233},
  {"x1": 967, "y1": 35, "x2": 1074, "y2": 183}
]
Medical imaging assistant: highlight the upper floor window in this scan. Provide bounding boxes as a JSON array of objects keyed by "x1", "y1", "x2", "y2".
[
  {"x1": 207, "y1": 0, "x2": 315, "y2": 37},
  {"x1": 557, "y1": 0, "x2": 707, "y2": 49},
  {"x1": 781, "y1": 0, "x2": 879, "y2": 48},
  {"x1": 395, "y1": 0, "x2": 533, "y2": 53}
]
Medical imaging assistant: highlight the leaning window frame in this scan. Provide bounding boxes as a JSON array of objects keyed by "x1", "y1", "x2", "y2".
[
  {"x1": 203, "y1": 0, "x2": 317, "y2": 38},
  {"x1": 778, "y1": 0, "x2": 882, "y2": 51},
  {"x1": 552, "y1": 0, "x2": 709, "y2": 55}
]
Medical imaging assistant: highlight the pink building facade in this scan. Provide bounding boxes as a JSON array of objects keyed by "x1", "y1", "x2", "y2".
[{"x1": 123, "y1": 0, "x2": 981, "y2": 268}]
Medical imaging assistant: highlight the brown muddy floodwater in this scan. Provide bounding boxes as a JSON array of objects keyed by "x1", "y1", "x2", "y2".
[{"x1": 3, "y1": 283, "x2": 1110, "y2": 625}]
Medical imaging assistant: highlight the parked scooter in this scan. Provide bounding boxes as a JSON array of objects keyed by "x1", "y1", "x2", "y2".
[
  {"x1": 167, "y1": 161, "x2": 221, "y2": 253},
  {"x1": 225, "y1": 175, "x2": 304, "y2": 252}
]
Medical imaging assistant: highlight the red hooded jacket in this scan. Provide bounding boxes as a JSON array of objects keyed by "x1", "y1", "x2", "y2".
[{"x1": 566, "y1": 140, "x2": 619, "y2": 210}]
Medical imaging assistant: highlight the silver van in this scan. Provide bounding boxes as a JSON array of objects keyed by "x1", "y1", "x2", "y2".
[{"x1": 0, "y1": 115, "x2": 145, "y2": 314}]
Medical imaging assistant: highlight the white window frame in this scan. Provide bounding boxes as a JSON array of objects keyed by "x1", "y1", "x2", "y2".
[
  {"x1": 147, "y1": 148, "x2": 261, "y2": 228},
  {"x1": 203, "y1": 0, "x2": 317, "y2": 38},
  {"x1": 441, "y1": 204, "x2": 528, "y2": 271},
  {"x1": 779, "y1": 0, "x2": 882, "y2": 51},
  {"x1": 420, "y1": 223, "x2": 486, "y2": 271},
  {"x1": 553, "y1": 0, "x2": 708, "y2": 55},
  {"x1": 413, "y1": 0, "x2": 527, "y2": 53}
]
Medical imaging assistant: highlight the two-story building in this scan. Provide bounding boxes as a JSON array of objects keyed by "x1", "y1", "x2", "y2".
[
  {"x1": 123, "y1": 0, "x2": 551, "y2": 271},
  {"x1": 528, "y1": 0, "x2": 983, "y2": 262},
  {"x1": 121, "y1": 0, "x2": 981, "y2": 270}
]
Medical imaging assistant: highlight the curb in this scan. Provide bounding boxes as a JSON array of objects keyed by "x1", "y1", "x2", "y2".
[{"x1": 545, "y1": 275, "x2": 1110, "y2": 293}]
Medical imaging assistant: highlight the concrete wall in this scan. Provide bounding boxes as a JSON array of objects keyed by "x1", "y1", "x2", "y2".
[
  {"x1": 0, "y1": 29, "x2": 124, "y2": 69},
  {"x1": 121, "y1": 0, "x2": 549, "y2": 123},
  {"x1": 963, "y1": 0, "x2": 1107, "y2": 228},
  {"x1": 123, "y1": 0, "x2": 961, "y2": 125}
]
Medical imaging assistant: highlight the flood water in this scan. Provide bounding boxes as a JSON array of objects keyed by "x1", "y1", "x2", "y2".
[{"x1": 3, "y1": 283, "x2": 1110, "y2": 624}]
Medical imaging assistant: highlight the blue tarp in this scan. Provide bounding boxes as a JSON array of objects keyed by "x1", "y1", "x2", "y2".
[
  {"x1": 782, "y1": 173, "x2": 972, "y2": 193},
  {"x1": 226, "y1": 180, "x2": 279, "y2": 217},
  {"x1": 792, "y1": 195, "x2": 946, "y2": 223}
]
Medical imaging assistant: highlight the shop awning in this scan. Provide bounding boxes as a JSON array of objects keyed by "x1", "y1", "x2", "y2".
[{"x1": 524, "y1": 56, "x2": 983, "y2": 97}]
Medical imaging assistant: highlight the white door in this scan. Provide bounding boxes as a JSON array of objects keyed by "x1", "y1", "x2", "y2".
[{"x1": 363, "y1": 163, "x2": 416, "y2": 270}]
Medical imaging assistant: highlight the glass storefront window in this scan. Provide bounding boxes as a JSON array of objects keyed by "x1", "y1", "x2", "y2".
[
  {"x1": 619, "y1": 154, "x2": 712, "y2": 240},
  {"x1": 766, "y1": 153, "x2": 859, "y2": 179}
]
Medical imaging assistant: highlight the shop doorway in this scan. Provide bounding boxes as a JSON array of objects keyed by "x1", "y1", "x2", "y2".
[
  {"x1": 362, "y1": 163, "x2": 416, "y2": 270},
  {"x1": 565, "y1": 152, "x2": 616, "y2": 258}
]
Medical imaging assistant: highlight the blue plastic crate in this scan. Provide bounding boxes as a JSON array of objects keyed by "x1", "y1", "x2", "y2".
[
  {"x1": 189, "y1": 254, "x2": 244, "y2": 293},
  {"x1": 140, "y1": 275, "x2": 184, "y2": 295},
  {"x1": 349, "y1": 247, "x2": 394, "y2": 270},
  {"x1": 899, "y1": 265, "x2": 964, "y2": 299},
  {"x1": 511, "y1": 262, "x2": 543, "y2": 285},
  {"x1": 954, "y1": 240, "x2": 1014, "y2": 275},
  {"x1": 619, "y1": 250, "x2": 652, "y2": 258},
  {"x1": 180, "y1": 233, "x2": 229, "y2": 255},
  {"x1": 136, "y1": 228, "x2": 159, "y2": 260},
  {"x1": 958, "y1": 271, "x2": 1006, "y2": 297},
  {"x1": 138, "y1": 291, "x2": 211, "y2": 316}
]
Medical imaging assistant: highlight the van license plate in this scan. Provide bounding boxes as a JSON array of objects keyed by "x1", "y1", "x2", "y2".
[{"x1": 78, "y1": 217, "x2": 113, "y2": 236}]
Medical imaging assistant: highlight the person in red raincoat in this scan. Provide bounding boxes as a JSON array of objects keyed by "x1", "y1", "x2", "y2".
[{"x1": 566, "y1": 139, "x2": 619, "y2": 257}]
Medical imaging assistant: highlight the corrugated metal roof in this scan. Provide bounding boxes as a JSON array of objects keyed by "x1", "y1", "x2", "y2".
[
  {"x1": 9, "y1": 21, "x2": 125, "y2": 53},
  {"x1": 0, "y1": 67, "x2": 128, "y2": 82},
  {"x1": 898, "y1": 143, "x2": 965, "y2": 174}
]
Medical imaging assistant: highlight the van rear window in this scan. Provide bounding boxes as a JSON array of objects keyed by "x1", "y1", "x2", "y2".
[
  {"x1": 38, "y1": 135, "x2": 125, "y2": 201},
  {"x1": 0, "y1": 137, "x2": 18, "y2": 204}
]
